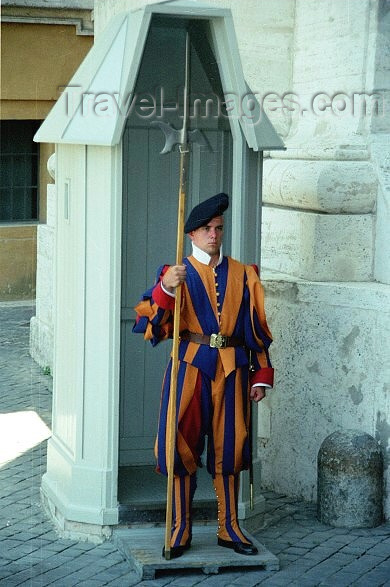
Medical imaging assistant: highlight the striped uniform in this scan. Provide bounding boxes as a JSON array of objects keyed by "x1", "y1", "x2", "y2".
[{"x1": 133, "y1": 254, "x2": 273, "y2": 546}]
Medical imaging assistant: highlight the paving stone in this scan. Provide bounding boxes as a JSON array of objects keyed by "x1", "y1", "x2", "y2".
[
  {"x1": 300, "y1": 558, "x2": 346, "y2": 581},
  {"x1": 323, "y1": 570, "x2": 362, "y2": 586},
  {"x1": 366, "y1": 542, "x2": 390, "y2": 558},
  {"x1": 259, "y1": 575, "x2": 299, "y2": 586},
  {"x1": 327, "y1": 551, "x2": 358, "y2": 566},
  {"x1": 353, "y1": 567, "x2": 390, "y2": 587},
  {"x1": 104, "y1": 577, "x2": 141, "y2": 587},
  {"x1": 321, "y1": 534, "x2": 355, "y2": 546},
  {"x1": 283, "y1": 546, "x2": 311, "y2": 555},
  {"x1": 289, "y1": 578, "x2": 322, "y2": 587},
  {"x1": 277, "y1": 554, "x2": 300, "y2": 566},
  {"x1": 341, "y1": 554, "x2": 384, "y2": 576}
]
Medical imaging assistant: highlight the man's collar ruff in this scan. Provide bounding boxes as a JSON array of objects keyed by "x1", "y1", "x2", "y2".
[{"x1": 192, "y1": 243, "x2": 223, "y2": 267}]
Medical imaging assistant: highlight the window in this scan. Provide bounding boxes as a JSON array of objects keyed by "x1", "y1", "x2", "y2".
[{"x1": 0, "y1": 120, "x2": 40, "y2": 222}]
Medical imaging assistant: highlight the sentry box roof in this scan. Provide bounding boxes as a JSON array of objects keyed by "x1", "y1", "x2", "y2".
[{"x1": 34, "y1": 0, "x2": 284, "y2": 151}]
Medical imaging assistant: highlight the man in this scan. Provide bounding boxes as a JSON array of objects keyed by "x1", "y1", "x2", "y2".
[{"x1": 133, "y1": 192, "x2": 274, "y2": 558}]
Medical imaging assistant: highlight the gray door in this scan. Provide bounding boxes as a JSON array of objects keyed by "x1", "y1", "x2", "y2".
[{"x1": 119, "y1": 115, "x2": 233, "y2": 466}]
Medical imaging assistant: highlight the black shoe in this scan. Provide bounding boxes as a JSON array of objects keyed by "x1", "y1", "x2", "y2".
[
  {"x1": 162, "y1": 539, "x2": 191, "y2": 559},
  {"x1": 217, "y1": 537, "x2": 258, "y2": 555}
]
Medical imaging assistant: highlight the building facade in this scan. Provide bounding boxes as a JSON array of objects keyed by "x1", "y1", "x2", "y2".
[{"x1": 0, "y1": 0, "x2": 93, "y2": 300}]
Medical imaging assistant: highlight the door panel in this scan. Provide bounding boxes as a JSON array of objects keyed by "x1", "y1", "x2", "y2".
[{"x1": 120, "y1": 118, "x2": 232, "y2": 465}]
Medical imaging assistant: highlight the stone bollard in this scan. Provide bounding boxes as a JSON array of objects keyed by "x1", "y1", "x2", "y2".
[{"x1": 317, "y1": 429, "x2": 383, "y2": 528}]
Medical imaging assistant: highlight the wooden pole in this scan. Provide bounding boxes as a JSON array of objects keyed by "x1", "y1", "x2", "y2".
[
  {"x1": 249, "y1": 400, "x2": 254, "y2": 510},
  {"x1": 164, "y1": 32, "x2": 190, "y2": 560},
  {"x1": 248, "y1": 351, "x2": 255, "y2": 510}
]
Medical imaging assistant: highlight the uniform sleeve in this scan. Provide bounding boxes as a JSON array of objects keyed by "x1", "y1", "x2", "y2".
[
  {"x1": 244, "y1": 264, "x2": 274, "y2": 388},
  {"x1": 132, "y1": 265, "x2": 174, "y2": 346}
]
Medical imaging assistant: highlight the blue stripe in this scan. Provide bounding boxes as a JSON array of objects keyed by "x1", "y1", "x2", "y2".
[
  {"x1": 263, "y1": 346, "x2": 272, "y2": 368},
  {"x1": 222, "y1": 372, "x2": 236, "y2": 475},
  {"x1": 157, "y1": 362, "x2": 171, "y2": 475},
  {"x1": 191, "y1": 343, "x2": 218, "y2": 380},
  {"x1": 157, "y1": 360, "x2": 188, "y2": 477},
  {"x1": 240, "y1": 367, "x2": 250, "y2": 471},
  {"x1": 223, "y1": 476, "x2": 241, "y2": 542},
  {"x1": 241, "y1": 367, "x2": 249, "y2": 426},
  {"x1": 252, "y1": 309, "x2": 272, "y2": 347},
  {"x1": 215, "y1": 256, "x2": 228, "y2": 309},
  {"x1": 183, "y1": 258, "x2": 219, "y2": 334},
  {"x1": 173, "y1": 362, "x2": 190, "y2": 475},
  {"x1": 175, "y1": 477, "x2": 186, "y2": 546},
  {"x1": 199, "y1": 374, "x2": 215, "y2": 476}
]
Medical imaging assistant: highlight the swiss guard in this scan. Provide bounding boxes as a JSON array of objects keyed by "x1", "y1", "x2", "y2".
[{"x1": 133, "y1": 193, "x2": 274, "y2": 558}]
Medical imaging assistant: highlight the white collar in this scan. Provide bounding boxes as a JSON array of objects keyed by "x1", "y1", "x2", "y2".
[{"x1": 191, "y1": 243, "x2": 223, "y2": 267}]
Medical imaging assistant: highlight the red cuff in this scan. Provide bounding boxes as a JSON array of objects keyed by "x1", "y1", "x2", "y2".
[
  {"x1": 250, "y1": 367, "x2": 274, "y2": 388},
  {"x1": 152, "y1": 282, "x2": 175, "y2": 311}
]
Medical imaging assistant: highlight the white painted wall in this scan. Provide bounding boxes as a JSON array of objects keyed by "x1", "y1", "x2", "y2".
[{"x1": 40, "y1": 144, "x2": 123, "y2": 540}]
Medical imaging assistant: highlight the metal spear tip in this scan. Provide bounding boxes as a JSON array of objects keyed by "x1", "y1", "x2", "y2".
[{"x1": 151, "y1": 120, "x2": 207, "y2": 154}]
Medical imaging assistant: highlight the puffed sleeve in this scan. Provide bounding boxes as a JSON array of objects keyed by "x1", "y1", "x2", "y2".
[
  {"x1": 244, "y1": 264, "x2": 274, "y2": 387},
  {"x1": 132, "y1": 265, "x2": 174, "y2": 346}
]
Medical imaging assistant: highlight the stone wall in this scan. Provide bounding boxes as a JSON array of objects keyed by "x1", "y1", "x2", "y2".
[{"x1": 259, "y1": 278, "x2": 390, "y2": 517}]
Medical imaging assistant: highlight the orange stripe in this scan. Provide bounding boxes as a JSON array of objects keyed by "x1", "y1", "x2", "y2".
[
  {"x1": 233, "y1": 368, "x2": 247, "y2": 471},
  {"x1": 221, "y1": 258, "x2": 245, "y2": 335},
  {"x1": 211, "y1": 359, "x2": 226, "y2": 475},
  {"x1": 228, "y1": 476, "x2": 236, "y2": 530},
  {"x1": 186, "y1": 256, "x2": 219, "y2": 322},
  {"x1": 246, "y1": 266, "x2": 273, "y2": 341},
  {"x1": 183, "y1": 341, "x2": 199, "y2": 365},
  {"x1": 171, "y1": 476, "x2": 182, "y2": 545},
  {"x1": 258, "y1": 349, "x2": 269, "y2": 368},
  {"x1": 180, "y1": 273, "x2": 204, "y2": 333},
  {"x1": 176, "y1": 430, "x2": 198, "y2": 475}
]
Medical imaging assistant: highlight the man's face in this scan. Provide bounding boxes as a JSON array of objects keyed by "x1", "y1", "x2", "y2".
[{"x1": 189, "y1": 216, "x2": 224, "y2": 257}]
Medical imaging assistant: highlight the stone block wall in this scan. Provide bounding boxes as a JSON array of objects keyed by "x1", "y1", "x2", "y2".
[{"x1": 259, "y1": 278, "x2": 390, "y2": 517}]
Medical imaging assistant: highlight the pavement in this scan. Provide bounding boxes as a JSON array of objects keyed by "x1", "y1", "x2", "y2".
[{"x1": 0, "y1": 301, "x2": 389, "y2": 587}]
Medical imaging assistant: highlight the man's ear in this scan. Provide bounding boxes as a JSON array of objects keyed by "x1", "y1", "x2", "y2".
[{"x1": 188, "y1": 231, "x2": 195, "y2": 241}]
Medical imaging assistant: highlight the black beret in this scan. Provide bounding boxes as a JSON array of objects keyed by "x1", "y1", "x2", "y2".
[{"x1": 184, "y1": 193, "x2": 229, "y2": 233}]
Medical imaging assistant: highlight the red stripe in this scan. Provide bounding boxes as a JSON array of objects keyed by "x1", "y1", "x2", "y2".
[
  {"x1": 250, "y1": 366, "x2": 274, "y2": 387},
  {"x1": 179, "y1": 371, "x2": 202, "y2": 462},
  {"x1": 152, "y1": 282, "x2": 175, "y2": 310}
]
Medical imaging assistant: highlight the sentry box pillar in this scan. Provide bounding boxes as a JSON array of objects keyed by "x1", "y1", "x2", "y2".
[{"x1": 34, "y1": 0, "x2": 284, "y2": 541}]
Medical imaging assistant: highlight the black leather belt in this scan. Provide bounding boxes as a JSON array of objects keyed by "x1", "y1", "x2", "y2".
[{"x1": 180, "y1": 331, "x2": 244, "y2": 349}]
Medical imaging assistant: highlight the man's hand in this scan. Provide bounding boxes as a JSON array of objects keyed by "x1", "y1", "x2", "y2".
[
  {"x1": 250, "y1": 385, "x2": 266, "y2": 403},
  {"x1": 162, "y1": 264, "x2": 187, "y2": 292}
]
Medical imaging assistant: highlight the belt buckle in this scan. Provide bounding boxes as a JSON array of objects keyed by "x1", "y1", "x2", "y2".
[{"x1": 210, "y1": 333, "x2": 227, "y2": 348}]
